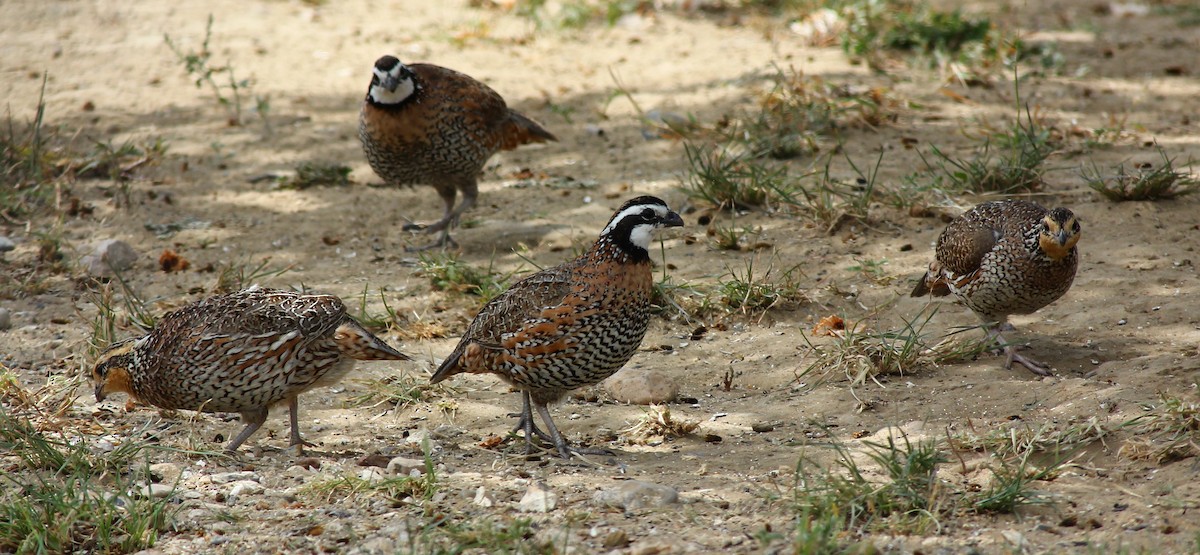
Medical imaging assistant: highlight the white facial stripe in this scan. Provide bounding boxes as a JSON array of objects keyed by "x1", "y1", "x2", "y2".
[{"x1": 601, "y1": 203, "x2": 668, "y2": 236}]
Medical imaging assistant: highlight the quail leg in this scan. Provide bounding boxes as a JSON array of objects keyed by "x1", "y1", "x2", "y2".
[
  {"x1": 287, "y1": 396, "x2": 316, "y2": 455},
  {"x1": 227, "y1": 408, "x2": 269, "y2": 453},
  {"x1": 985, "y1": 326, "x2": 1053, "y2": 377},
  {"x1": 510, "y1": 391, "x2": 554, "y2": 447},
  {"x1": 404, "y1": 184, "x2": 466, "y2": 251},
  {"x1": 532, "y1": 400, "x2": 614, "y2": 460}
]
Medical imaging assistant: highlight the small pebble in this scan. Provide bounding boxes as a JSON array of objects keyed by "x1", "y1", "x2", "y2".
[
  {"x1": 0, "y1": 308, "x2": 11, "y2": 331},
  {"x1": 1117, "y1": 319, "x2": 1127, "y2": 326},
  {"x1": 0, "y1": 236, "x2": 14, "y2": 253},
  {"x1": 148, "y1": 462, "x2": 182, "y2": 484},
  {"x1": 137, "y1": 483, "x2": 175, "y2": 499},
  {"x1": 81, "y1": 239, "x2": 139, "y2": 278},
  {"x1": 385, "y1": 457, "x2": 426, "y2": 477},
  {"x1": 207, "y1": 471, "x2": 259, "y2": 484},
  {"x1": 518, "y1": 483, "x2": 557, "y2": 513},
  {"x1": 472, "y1": 486, "x2": 494, "y2": 508},
  {"x1": 593, "y1": 480, "x2": 679, "y2": 511}
]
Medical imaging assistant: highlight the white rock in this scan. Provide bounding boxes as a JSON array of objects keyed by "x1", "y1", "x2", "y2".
[
  {"x1": 0, "y1": 236, "x2": 14, "y2": 253},
  {"x1": 149, "y1": 462, "x2": 182, "y2": 484},
  {"x1": 404, "y1": 429, "x2": 441, "y2": 452},
  {"x1": 518, "y1": 483, "x2": 557, "y2": 513},
  {"x1": 472, "y1": 486, "x2": 495, "y2": 508},
  {"x1": 359, "y1": 467, "x2": 387, "y2": 483},
  {"x1": 227, "y1": 480, "x2": 264, "y2": 503},
  {"x1": 81, "y1": 239, "x2": 139, "y2": 278},
  {"x1": 386, "y1": 457, "x2": 426, "y2": 477},
  {"x1": 206, "y1": 471, "x2": 259, "y2": 484},
  {"x1": 593, "y1": 480, "x2": 679, "y2": 511},
  {"x1": 603, "y1": 367, "x2": 679, "y2": 405},
  {"x1": 136, "y1": 483, "x2": 175, "y2": 499}
]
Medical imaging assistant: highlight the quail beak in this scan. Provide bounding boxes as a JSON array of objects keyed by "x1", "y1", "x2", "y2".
[
  {"x1": 663, "y1": 211, "x2": 684, "y2": 228},
  {"x1": 1055, "y1": 228, "x2": 1071, "y2": 246},
  {"x1": 94, "y1": 381, "x2": 107, "y2": 403},
  {"x1": 381, "y1": 74, "x2": 401, "y2": 93}
]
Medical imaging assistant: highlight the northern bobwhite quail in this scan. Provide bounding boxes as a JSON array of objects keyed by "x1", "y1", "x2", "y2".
[
  {"x1": 359, "y1": 55, "x2": 557, "y2": 250},
  {"x1": 911, "y1": 199, "x2": 1081, "y2": 376},
  {"x1": 92, "y1": 288, "x2": 410, "y2": 454},
  {"x1": 429, "y1": 196, "x2": 684, "y2": 459}
]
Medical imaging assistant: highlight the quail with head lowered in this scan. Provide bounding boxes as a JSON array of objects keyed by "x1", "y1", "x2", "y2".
[
  {"x1": 359, "y1": 55, "x2": 557, "y2": 250},
  {"x1": 92, "y1": 288, "x2": 410, "y2": 454},
  {"x1": 911, "y1": 199, "x2": 1081, "y2": 376},
  {"x1": 429, "y1": 196, "x2": 685, "y2": 459}
]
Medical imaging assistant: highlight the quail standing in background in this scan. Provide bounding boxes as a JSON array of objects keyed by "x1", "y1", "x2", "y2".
[
  {"x1": 92, "y1": 288, "x2": 410, "y2": 454},
  {"x1": 429, "y1": 196, "x2": 684, "y2": 459},
  {"x1": 912, "y1": 199, "x2": 1081, "y2": 375},
  {"x1": 359, "y1": 55, "x2": 558, "y2": 250}
]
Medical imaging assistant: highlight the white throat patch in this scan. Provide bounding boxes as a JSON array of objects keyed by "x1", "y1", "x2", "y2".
[
  {"x1": 627, "y1": 222, "x2": 656, "y2": 250},
  {"x1": 369, "y1": 67, "x2": 416, "y2": 105}
]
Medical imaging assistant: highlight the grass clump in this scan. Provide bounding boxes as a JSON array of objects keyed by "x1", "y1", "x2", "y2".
[
  {"x1": 1, "y1": 76, "x2": 55, "y2": 205},
  {"x1": 682, "y1": 142, "x2": 791, "y2": 211},
  {"x1": 416, "y1": 251, "x2": 512, "y2": 302},
  {"x1": 351, "y1": 373, "x2": 454, "y2": 415},
  {"x1": 282, "y1": 162, "x2": 353, "y2": 190},
  {"x1": 505, "y1": 0, "x2": 646, "y2": 30},
  {"x1": 1119, "y1": 393, "x2": 1200, "y2": 463},
  {"x1": 796, "y1": 312, "x2": 931, "y2": 389},
  {"x1": 1083, "y1": 147, "x2": 1199, "y2": 202},
  {"x1": 839, "y1": 0, "x2": 1058, "y2": 73},
  {"x1": 305, "y1": 449, "x2": 438, "y2": 506},
  {"x1": 774, "y1": 434, "x2": 945, "y2": 545},
  {"x1": 0, "y1": 407, "x2": 175, "y2": 554},
  {"x1": 716, "y1": 258, "x2": 807, "y2": 316},
  {"x1": 919, "y1": 106, "x2": 1055, "y2": 196}
]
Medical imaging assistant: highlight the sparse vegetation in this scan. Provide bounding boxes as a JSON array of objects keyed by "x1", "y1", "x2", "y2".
[
  {"x1": 1083, "y1": 147, "x2": 1199, "y2": 201},
  {"x1": 352, "y1": 374, "x2": 455, "y2": 415},
  {"x1": 1120, "y1": 393, "x2": 1200, "y2": 463},
  {"x1": 919, "y1": 108, "x2": 1054, "y2": 195},
  {"x1": 0, "y1": 406, "x2": 175, "y2": 554},
  {"x1": 416, "y1": 251, "x2": 513, "y2": 302},
  {"x1": 621, "y1": 404, "x2": 700, "y2": 444},
  {"x1": 282, "y1": 162, "x2": 353, "y2": 190},
  {"x1": 682, "y1": 142, "x2": 791, "y2": 211},
  {"x1": 164, "y1": 14, "x2": 268, "y2": 127},
  {"x1": 212, "y1": 258, "x2": 292, "y2": 294},
  {"x1": 716, "y1": 258, "x2": 807, "y2": 315}
]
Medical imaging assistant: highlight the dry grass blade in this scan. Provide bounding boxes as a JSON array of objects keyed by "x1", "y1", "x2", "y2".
[{"x1": 621, "y1": 405, "x2": 700, "y2": 444}]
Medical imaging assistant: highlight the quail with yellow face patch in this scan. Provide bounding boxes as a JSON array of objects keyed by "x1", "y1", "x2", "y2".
[
  {"x1": 912, "y1": 199, "x2": 1081, "y2": 375},
  {"x1": 92, "y1": 288, "x2": 410, "y2": 454},
  {"x1": 359, "y1": 55, "x2": 557, "y2": 250},
  {"x1": 429, "y1": 196, "x2": 684, "y2": 459}
]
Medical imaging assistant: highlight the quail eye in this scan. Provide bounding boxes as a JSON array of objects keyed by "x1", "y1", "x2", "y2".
[{"x1": 642, "y1": 208, "x2": 655, "y2": 219}]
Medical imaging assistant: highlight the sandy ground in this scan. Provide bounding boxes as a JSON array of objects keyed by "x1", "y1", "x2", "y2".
[{"x1": 3, "y1": 0, "x2": 1200, "y2": 553}]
